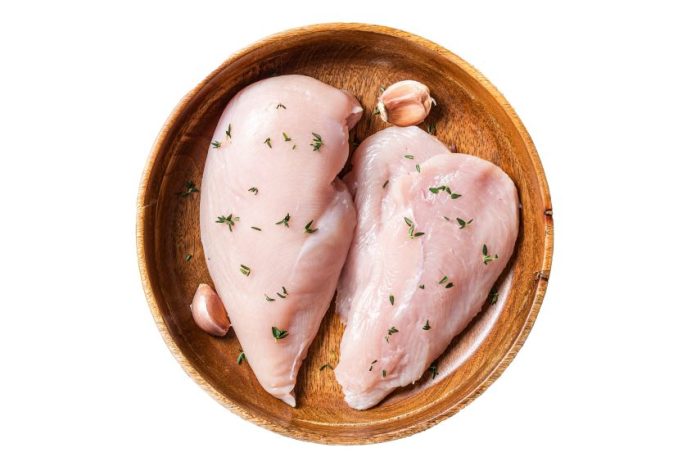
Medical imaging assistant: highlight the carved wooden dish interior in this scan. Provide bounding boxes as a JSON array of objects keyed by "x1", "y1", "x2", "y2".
[{"x1": 137, "y1": 23, "x2": 553, "y2": 444}]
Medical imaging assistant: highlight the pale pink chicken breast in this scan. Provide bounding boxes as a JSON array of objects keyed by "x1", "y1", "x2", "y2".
[
  {"x1": 200, "y1": 75, "x2": 362, "y2": 406},
  {"x1": 335, "y1": 129, "x2": 519, "y2": 410},
  {"x1": 336, "y1": 126, "x2": 450, "y2": 322}
]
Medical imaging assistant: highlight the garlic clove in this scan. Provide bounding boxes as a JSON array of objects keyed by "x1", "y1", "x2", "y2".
[
  {"x1": 377, "y1": 80, "x2": 435, "y2": 126},
  {"x1": 190, "y1": 283, "x2": 231, "y2": 337}
]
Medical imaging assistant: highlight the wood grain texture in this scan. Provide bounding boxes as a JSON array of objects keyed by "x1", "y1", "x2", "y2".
[{"x1": 136, "y1": 23, "x2": 553, "y2": 444}]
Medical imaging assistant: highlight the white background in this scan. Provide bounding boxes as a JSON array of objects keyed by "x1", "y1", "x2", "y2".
[{"x1": 1, "y1": 1, "x2": 694, "y2": 464}]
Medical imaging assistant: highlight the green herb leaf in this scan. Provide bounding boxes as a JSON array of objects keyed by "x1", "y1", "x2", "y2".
[
  {"x1": 265, "y1": 294, "x2": 275, "y2": 302},
  {"x1": 276, "y1": 286, "x2": 288, "y2": 299},
  {"x1": 292, "y1": 144, "x2": 296, "y2": 150},
  {"x1": 237, "y1": 351, "x2": 246, "y2": 365},
  {"x1": 369, "y1": 359, "x2": 378, "y2": 371},
  {"x1": 282, "y1": 132, "x2": 291, "y2": 142},
  {"x1": 276, "y1": 103, "x2": 286, "y2": 109},
  {"x1": 275, "y1": 213, "x2": 290, "y2": 228},
  {"x1": 216, "y1": 214, "x2": 239, "y2": 232},
  {"x1": 438, "y1": 275, "x2": 448, "y2": 285},
  {"x1": 304, "y1": 220, "x2": 318, "y2": 234},
  {"x1": 319, "y1": 364, "x2": 334, "y2": 371},
  {"x1": 239, "y1": 264, "x2": 251, "y2": 276},
  {"x1": 373, "y1": 107, "x2": 381, "y2": 115},
  {"x1": 385, "y1": 326, "x2": 398, "y2": 343},
  {"x1": 450, "y1": 193, "x2": 462, "y2": 199},
  {"x1": 248, "y1": 187, "x2": 258, "y2": 195},
  {"x1": 251, "y1": 226, "x2": 262, "y2": 231},
  {"x1": 264, "y1": 137, "x2": 272, "y2": 148},
  {"x1": 382, "y1": 180, "x2": 389, "y2": 189},
  {"x1": 416, "y1": 164, "x2": 421, "y2": 173},
  {"x1": 389, "y1": 295, "x2": 395, "y2": 305},
  {"x1": 445, "y1": 282, "x2": 454, "y2": 288},
  {"x1": 404, "y1": 154, "x2": 414, "y2": 160},
  {"x1": 211, "y1": 140, "x2": 222, "y2": 149},
  {"x1": 184, "y1": 253, "x2": 192, "y2": 262},
  {"x1": 311, "y1": 133, "x2": 324, "y2": 151},
  {"x1": 423, "y1": 320, "x2": 431, "y2": 330},
  {"x1": 178, "y1": 180, "x2": 200, "y2": 197},
  {"x1": 457, "y1": 218, "x2": 473, "y2": 229},
  {"x1": 427, "y1": 123, "x2": 436, "y2": 135},
  {"x1": 488, "y1": 288, "x2": 499, "y2": 305},
  {"x1": 225, "y1": 124, "x2": 232, "y2": 139},
  {"x1": 419, "y1": 284, "x2": 425, "y2": 289},
  {"x1": 382, "y1": 369, "x2": 387, "y2": 378},
  {"x1": 272, "y1": 327, "x2": 288, "y2": 341},
  {"x1": 482, "y1": 244, "x2": 499, "y2": 265},
  {"x1": 429, "y1": 364, "x2": 439, "y2": 379},
  {"x1": 443, "y1": 216, "x2": 450, "y2": 221}
]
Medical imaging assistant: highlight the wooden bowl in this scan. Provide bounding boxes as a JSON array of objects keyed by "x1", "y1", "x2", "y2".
[{"x1": 137, "y1": 23, "x2": 553, "y2": 444}]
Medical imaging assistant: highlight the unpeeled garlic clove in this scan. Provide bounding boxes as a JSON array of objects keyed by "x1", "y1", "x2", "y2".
[
  {"x1": 377, "y1": 80, "x2": 435, "y2": 126},
  {"x1": 190, "y1": 284, "x2": 231, "y2": 337}
]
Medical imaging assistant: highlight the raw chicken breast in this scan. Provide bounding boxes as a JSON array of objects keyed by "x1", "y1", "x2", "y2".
[
  {"x1": 336, "y1": 127, "x2": 450, "y2": 322},
  {"x1": 200, "y1": 75, "x2": 362, "y2": 406},
  {"x1": 335, "y1": 129, "x2": 519, "y2": 410}
]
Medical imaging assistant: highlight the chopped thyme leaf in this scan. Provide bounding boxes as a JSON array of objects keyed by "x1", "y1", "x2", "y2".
[
  {"x1": 429, "y1": 364, "x2": 439, "y2": 379},
  {"x1": 282, "y1": 132, "x2": 291, "y2": 142},
  {"x1": 178, "y1": 180, "x2": 199, "y2": 197},
  {"x1": 427, "y1": 123, "x2": 436, "y2": 135},
  {"x1": 443, "y1": 216, "x2": 450, "y2": 221},
  {"x1": 248, "y1": 187, "x2": 258, "y2": 195},
  {"x1": 276, "y1": 103, "x2": 286, "y2": 109},
  {"x1": 482, "y1": 244, "x2": 499, "y2": 265},
  {"x1": 382, "y1": 369, "x2": 387, "y2": 378},
  {"x1": 275, "y1": 286, "x2": 288, "y2": 299},
  {"x1": 216, "y1": 214, "x2": 239, "y2": 232},
  {"x1": 403, "y1": 217, "x2": 424, "y2": 239},
  {"x1": 382, "y1": 180, "x2": 389, "y2": 189},
  {"x1": 265, "y1": 294, "x2": 275, "y2": 302},
  {"x1": 488, "y1": 288, "x2": 499, "y2": 305},
  {"x1": 439, "y1": 275, "x2": 454, "y2": 288},
  {"x1": 419, "y1": 284, "x2": 425, "y2": 289},
  {"x1": 211, "y1": 140, "x2": 222, "y2": 149},
  {"x1": 423, "y1": 320, "x2": 431, "y2": 330},
  {"x1": 429, "y1": 185, "x2": 461, "y2": 199},
  {"x1": 264, "y1": 137, "x2": 272, "y2": 148},
  {"x1": 304, "y1": 220, "x2": 318, "y2": 234},
  {"x1": 385, "y1": 326, "x2": 398, "y2": 343},
  {"x1": 291, "y1": 144, "x2": 296, "y2": 150},
  {"x1": 457, "y1": 218, "x2": 473, "y2": 229},
  {"x1": 251, "y1": 226, "x2": 262, "y2": 231},
  {"x1": 404, "y1": 154, "x2": 414, "y2": 160},
  {"x1": 311, "y1": 133, "x2": 324, "y2": 151},
  {"x1": 239, "y1": 264, "x2": 251, "y2": 276},
  {"x1": 369, "y1": 359, "x2": 378, "y2": 371},
  {"x1": 319, "y1": 364, "x2": 334, "y2": 371},
  {"x1": 275, "y1": 213, "x2": 290, "y2": 228},
  {"x1": 236, "y1": 351, "x2": 246, "y2": 365},
  {"x1": 225, "y1": 124, "x2": 232, "y2": 139},
  {"x1": 272, "y1": 327, "x2": 288, "y2": 341},
  {"x1": 373, "y1": 107, "x2": 380, "y2": 115},
  {"x1": 184, "y1": 253, "x2": 192, "y2": 262},
  {"x1": 389, "y1": 295, "x2": 395, "y2": 305},
  {"x1": 416, "y1": 164, "x2": 421, "y2": 173}
]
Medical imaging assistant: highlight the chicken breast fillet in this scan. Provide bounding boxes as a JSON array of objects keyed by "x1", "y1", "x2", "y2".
[
  {"x1": 200, "y1": 75, "x2": 362, "y2": 406},
  {"x1": 335, "y1": 127, "x2": 519, "y2": 410}
]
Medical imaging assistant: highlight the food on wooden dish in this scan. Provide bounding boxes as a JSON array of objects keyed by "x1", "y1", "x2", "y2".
[
  {"x1": 199, "y1": 75, "x2": 362, "y2": 406},
  {"x1": 376, "y1": 80, "x2": 435, "y2": 126},
  {"x1": 334, "y1": 126, "x2": 519, "y2": 409},
  {"x1": 190, "y1": 284, "x2": 231, "y2": 337}
]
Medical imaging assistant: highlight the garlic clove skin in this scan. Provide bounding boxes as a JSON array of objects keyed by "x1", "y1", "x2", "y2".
[
  {"x1": 190, "y1": 284, "x2": 231, "y2": 337},
  {"x1": 377, "y1": 80, "x2": 435, "y2": 126}
]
